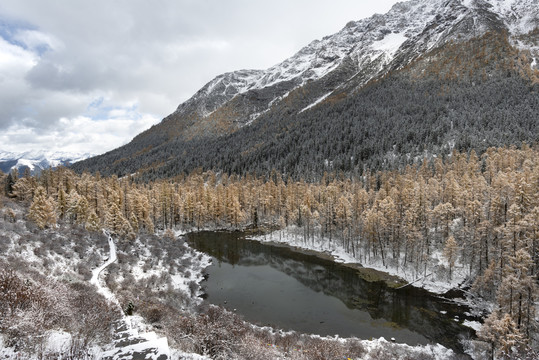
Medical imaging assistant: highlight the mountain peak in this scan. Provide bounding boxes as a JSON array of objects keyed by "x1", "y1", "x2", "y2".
[
  {"x1": 167, "y1": 0, "x2": 538, "y2": 138},
  {"x1": 73, "y1": 0, "x2": 539, "y2": 179},
  {"x1": 0, "y1": 150, "x2": 94, "y2": 174}
]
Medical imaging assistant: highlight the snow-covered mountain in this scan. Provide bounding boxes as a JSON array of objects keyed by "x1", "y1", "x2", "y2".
[
  {"x1": 74, "y1": 0, "x2": 539, "y2": 179},
  {"x1": 0, "y1": 150, "x2": 94, "y2": 174},
  {"x1": 158, "y1": 0, "x2": 538, "y2": 138}
]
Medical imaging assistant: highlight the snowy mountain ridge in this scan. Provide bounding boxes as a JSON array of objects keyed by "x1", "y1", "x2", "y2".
[
  {"x1": 172, "y1": 0, "x2": 539, "y2": 127},
  {"x1": 74, "y1": 0, "x2": 539, "y2": 179},
  {"x1": 0, "y1": 150, "x2": 94, "y2": 174}
]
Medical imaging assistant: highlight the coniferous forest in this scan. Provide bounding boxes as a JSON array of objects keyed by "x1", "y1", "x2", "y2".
[
  {"x1": 2, "y1": 144, "x2": 539, "y2": 358},
  {"x1": 73, "y1": 33, "x2": 539, "y2": 182}
]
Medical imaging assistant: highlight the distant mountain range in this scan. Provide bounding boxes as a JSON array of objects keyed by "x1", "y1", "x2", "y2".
[
  {"x1": 73, "y1": 0, "x2": 539, "y2": 180},
  {"x1": 0, "y1": 150, "x2": 94, "y2": 175}
]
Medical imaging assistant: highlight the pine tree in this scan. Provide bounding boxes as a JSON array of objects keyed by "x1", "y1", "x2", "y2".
[
  {"x1": 433, "y1": 202, "x2": 455, "y2": 239},
  {"x1": 479, "y1": 311, "x2": 525, "y2": 359},
  {"x1": 105, "y1": 203, "x2": 132, "y2": 239},
  {"x1": 522, "y1": 206, "x2": 539, "y2": 276},
  {"x1": 472, "y1": 260, "x2": 498, "y2": 300},
  {"x1": 66, "y1": 189, "x2": 81, "y2": 223},
  {"x1": 85, "y1": 210, "x2": 100, "y2": 232},
  {"x1": 4, "y1": 173, "x2": 15, "y2": 196},
  {"x1": 129, "y1": 212, "x2": 139, "y2": 233},
  {"x1": 75, "y1": 196, "x2": 89, "y2": 225},
  {"x1": 497, "y1": 249, "x2": 538, "y2": 340},
  {"x1": 11, "y1": 177, "x2": 35, "y2": 201},
  {"x1": 443, "y1": 235, "x2": 459, "y2": 281},
  {"x1": 57, "y1": 187, "x2": 67, "y2": 220},
  {"x1": 336, "y1": 195, "x2": 352, "y2": 249},
  {"x1": 28, "y1": 186, "x2": 57, "y2": 229}
]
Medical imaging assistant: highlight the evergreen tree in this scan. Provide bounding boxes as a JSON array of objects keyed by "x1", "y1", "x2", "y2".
[
  {"x1": 479, "y1": 311, "x2": 526, "y2": 360},
  {"x1": 497, "y1": 249, "x2": 538, "y2": 340},
  {"x1": 11, "y1": 177, "x2": 35, "y2": 201},
  {"x1": 28, "y1": 186, "x2": 57, "y2": 229},
  {"x1": 105, "y1": 203, "x2": 134, "y2": 240},
  {"x1": 57, "y1": 187, "x2": 67, "y2": 220},
  {"x1": 86, "y1": 210, "x2": 100, "y2": 232},
  {"x1": 443, "y1": 235, "x2": 459, "y2": 281}
]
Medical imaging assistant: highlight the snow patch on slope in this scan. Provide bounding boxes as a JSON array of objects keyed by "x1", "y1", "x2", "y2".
[
  {"x1": 486, "y1": 0, "x2": 539, "y2": 35},
  {"x1": 14, "y1": 158, "x2": 36, "y2": 171},
  {"x1": 300, "y1": 92, "x2": 333, "y2": 113},
  {"x1": 371, "y1": 32, "x2": 408, "y2": 55},
  {"x1": 360, "y1": 337, "x2": 455, "y2": 360},
  {"x1": 463, "y1": 320, "x2": 483, "y2": 332}
]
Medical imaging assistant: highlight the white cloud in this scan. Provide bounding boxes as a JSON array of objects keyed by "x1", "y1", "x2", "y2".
[
  {"x1": 0, "y1": 36, "x2": 37, "y2": 127},
  {"x1": 0, "y1": 0, "x2": 400, "y2": 155},
  {"x1": 0, "y1": 113, "x2": 159, "y2": 154},
  {"x1": 165, "y1": 40, "x2": 230, "y2": 55},
  {"x1": 13, "y1": 29, "x2": 63, "y2": 52},
  {"x1": 0, "y1": 36, "x2": 36, "y2": 69}
]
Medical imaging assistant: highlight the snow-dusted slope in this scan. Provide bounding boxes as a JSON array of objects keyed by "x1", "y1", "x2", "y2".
[
  {"x1": 172, "y1": 0, "x2": 442, "y2": 123},
  {"x1": 488, "y1": 0, "x2": 539, "y2": 34},
  {"x1": 167, "y1": 0, "x2": 538, "y2": 132},
  {"x1": 74, "y1": 0, "x2": 539, "y2": 178},
  {"x1": 0, "y1": 150, "x2": 94, "y2": 174}
]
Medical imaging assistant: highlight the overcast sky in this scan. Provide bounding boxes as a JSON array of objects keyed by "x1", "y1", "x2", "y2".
[{"x1": 0, "y1": 0, "x2": 399, "y2": 155}]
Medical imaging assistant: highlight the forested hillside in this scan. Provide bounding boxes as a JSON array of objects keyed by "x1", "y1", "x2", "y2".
[
  {"x1": 4, "y1": 0, "x2": 539, "y2": 359},
  {"x1": 73, "y1": 32, "x2": 539, "y2": 181},
  {"x1": 5, "y1": 144, "x2": 539, "y2": 358}
]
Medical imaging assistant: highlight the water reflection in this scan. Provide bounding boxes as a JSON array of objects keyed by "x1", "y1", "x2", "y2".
[{"x1": 186, "y1": 231, "x2": 476, "y2": 353}]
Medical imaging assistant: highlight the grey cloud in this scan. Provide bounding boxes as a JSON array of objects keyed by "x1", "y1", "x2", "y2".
[
  {"x1": 0, "y1": 0, "x2": 399, "y2": 153},
  {"x1": 25, "y1": 59, "x2": 106, "y2": 92}
]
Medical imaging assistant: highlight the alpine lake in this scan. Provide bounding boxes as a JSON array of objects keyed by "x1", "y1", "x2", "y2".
[{"x1": 186, "y1": 231, "x2": 478, "y2": 354}]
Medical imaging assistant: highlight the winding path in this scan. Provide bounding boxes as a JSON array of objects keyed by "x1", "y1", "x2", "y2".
[
  {"x1": 91, "y1": 231, "x2": 170, "y2": 360},
  {"x1": 90, "y1": 231, "x2": 119, "y2": 305}
]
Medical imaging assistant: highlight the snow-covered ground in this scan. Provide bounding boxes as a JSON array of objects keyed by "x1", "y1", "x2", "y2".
[
  {"x1": 359, "y1": 337, "x2": 454, "y2": 360},
  {"x1": 0, "y1": 331, "x2": 106, "y2": 360},
  {"x1": 90, "y1": 231, "x2": 119, "y2": 305},
  {"x1": 0, "y1": 200, "x2": 480, "y2": 359},
  {"x1": 299, "y1": 92, "x2": 333, "y2": 113},
  {"x1": 0, "y1": 202, "x2": 210, "y2": 359},
  {"x1": 462, "y1": 320, "x2": 482, "y2": 332}
]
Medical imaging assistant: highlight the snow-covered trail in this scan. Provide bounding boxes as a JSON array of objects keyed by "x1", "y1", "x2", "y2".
[
  {"x1": 90, "y1": 231, "x2": 170, "y2": 360},
  {"x1": 90, "y1": 230, "x2": 120, "y2": 307}
]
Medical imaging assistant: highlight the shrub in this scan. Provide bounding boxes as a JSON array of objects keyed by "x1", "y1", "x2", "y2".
[
  {"x1": 0, "y1": 268, "x2": 33, "y2": 324},
  {"x1": 67, "y1": 281, "x2": 119, "y2": 345},
  {"x1": 76, "y1": 262, "x2": 92, "y2": 281},
  {"x1": 302, "y1": 337, "x2": 348, "y2": 360},
  {"x1": 140, "y1": 302, "x2": 168, "y2": 323},
  {"x1": 0, "y1": 268, "x2": 119, "y2": 353}
]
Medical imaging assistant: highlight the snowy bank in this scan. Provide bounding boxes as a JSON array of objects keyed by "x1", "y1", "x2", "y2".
[{"x1": 250, "y1": 227, "x2": 469, "y2": 295}]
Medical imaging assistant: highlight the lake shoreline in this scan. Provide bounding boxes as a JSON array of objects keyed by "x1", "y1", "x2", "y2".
[
  {"x1": 186, "y1": 230, "x2": 479, "y2": 355},
  {"x1": 258, "y1": 239, "x2": 409, "y2": 288}
]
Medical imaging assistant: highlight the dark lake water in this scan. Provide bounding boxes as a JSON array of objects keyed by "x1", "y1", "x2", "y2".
[{"x1": 186, "y1": 231, "x2": 477, "y2": 353}]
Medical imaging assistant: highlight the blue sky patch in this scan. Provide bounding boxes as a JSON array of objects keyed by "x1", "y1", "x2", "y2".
[{"x1": 0, "y1": 16, "x2": 50, "y2": 55}]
